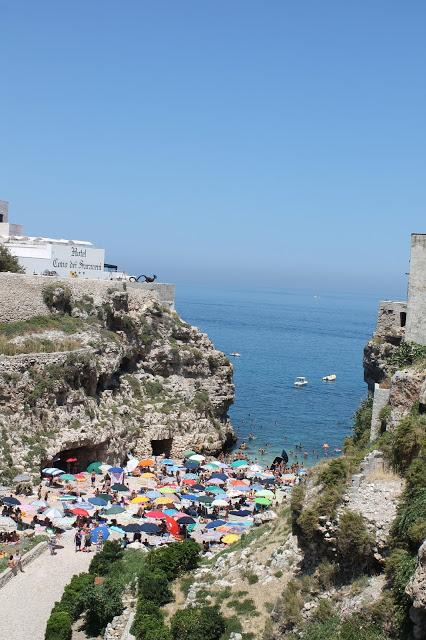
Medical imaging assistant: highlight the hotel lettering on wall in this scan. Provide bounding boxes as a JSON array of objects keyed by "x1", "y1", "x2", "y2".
[{"x1": 51, "y1": 244, "x2": 105, "y2": 275}]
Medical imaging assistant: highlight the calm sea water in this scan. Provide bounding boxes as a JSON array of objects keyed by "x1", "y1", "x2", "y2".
[{"x1": 177, "y1": 286, "x2": 378, "y2": 467}]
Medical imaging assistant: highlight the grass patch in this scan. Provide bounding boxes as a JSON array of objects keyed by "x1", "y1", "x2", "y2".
[
  {"x1": 0, "y1": 315, "x2": 85, "y2": 338},
  {"x1": 227, "y1": 598, "x2": 257, "y2": 617}
]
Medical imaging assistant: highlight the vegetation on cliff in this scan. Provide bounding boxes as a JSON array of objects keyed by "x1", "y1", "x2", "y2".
[{"x1": 0, "y1": 244, "x2": 24, "y2": 274}]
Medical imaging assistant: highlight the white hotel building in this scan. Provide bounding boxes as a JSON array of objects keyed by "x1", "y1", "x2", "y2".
[{"x1": 0, "y1": 200, "x2": 123, "y2": 280}]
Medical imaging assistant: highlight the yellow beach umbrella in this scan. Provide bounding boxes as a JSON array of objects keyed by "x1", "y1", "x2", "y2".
[
  {"x1": 155, "y1": 495, "x2": 177, "y2": 505},
  {"x1": 222, "y1": 534, "x2": 240, "y2": 545},
  {"x1": 130, "y1": 496, "x2": 150, "y2": 504},
  {"x1": 141, "y1": 472, "x2": 156, "y2": 479}
]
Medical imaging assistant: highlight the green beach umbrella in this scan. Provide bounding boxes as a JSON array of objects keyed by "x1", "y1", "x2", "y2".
[
  {"x1": 255, "y1": 490, "x2": 274, "y2": 499},
  {"x1": 97, "y1": 493, "x2": 111, "y2": 502},
  {"x1": 254, "y1": 497, "x2": 271, "y2": 506},
  {"x1": 204, "y1": 463, "x2": 218, "y2": 470},
  {"x1": 87, "y1": 462, "x2": 102, "y2": 473},
  {"x1": 205, "y1": 486, "x2": 226, "y2": 494},
  {"x1": 197, "y1": 495, "x2": 214, "y2": 504},
  {"x1": 60, "y1": 474, "x2": 76, "y2": 482},
  {"x1": 183, "y1": 450, "x2": 197, "y2": 458},
  {"x1": 159, "y1": 487, "x2": 177, "y2": 494},
  {"x1": 104, "y1": 505, "x2": 125, "y2": 515},
  {"x1": 231, "y1": 460, "x2": 248, "y2": 468}
]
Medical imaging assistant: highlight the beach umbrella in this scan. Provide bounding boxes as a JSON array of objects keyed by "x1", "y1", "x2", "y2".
[
  {"x1": 188, "y1": 454, "x2": 205, "y2": 462},
  {"x1": 230, "y1": 479, "x2": 249, "y2": 487},
  {"x1": 110, "y1": 525, "x2": 125, "y2": 535},
  {"x1": 60, "y1": 473, "x2": 76, "y2": 482},
  {"x1": 231, "y1": 460, "x2": 248, "y2": 468},
  {"x1": 175, "y1": 516, "x2": 195, "y2": 525},
  {"x1": 162, "y1": 459, "x2": 175, "y2": 465},
  {"x1": 155, "y1": 495, "x2": 178, "y2": 505},
  {"x1": 159, "y1": 486, "x2": 178, "y2": 494},
  {"x1": 91, "y1": 524, "x2": 110, "y2": 543},
  {"x1": 138, "y1": 459, "x2": 154, "y2": 468},
  {"x1": 146, "y1": 491, "x2": 161, "y2": 499},
  {"x1": 222, "y1": 534, "x2": 241, "y2": 544},
  {"x1": 131, "y1": 496, "x2": 150, "y2": 504},
  {"x1": 88, "y1": 497, "x2": 108, "y2": 507},
  {"x1": 182, "y1": 473, "x2": 198, "y2": 479},
  {"x1": 164, "y1": 508, "x2": 179, "y2": 516},
  {"x1": 183, "y1": 450, "x2": 197, "y2": 458},
  {"x1": 203, "y1": 463, "x2": 218, "y2": 470},
  {"x1": 211, "y1": 499, "x2": 229, "y2": 508},
  {"x1": 0, "y1": 516, "x2": 17, "y2": 531},
  {"x1": 205, "y1": 486, "x2": 226, "y2": 494},
  {"x1": 141, "y1": 472, "x2": 156, "y2": 479},
  {"x1": 13, "y1": 473, "x2": 32, "y2": 483},
  {"x1": 197, "y1": 495, "x2": 214, "y2": 504},
  {"x1": 256, "y1": 490, "x2": 274, "y2": 499},
  {"x1": 71, "y1": 507, "x2": 89, "y2": 517},
  {"x1": 58, "y1": 495, "x2": 77, "y2": 501},
  {"x1": 182, "y1": 478, "x2": 197, "y2": 486},
  {"x1": 227, "y1": 490, "x2": 244, "y2": 498},
  {"x1": 52, "y1": 516, "x2": 75, "y2": 529},
  {"x1": 281, "y1": 449, "x2": 289, "y2": 464},
  {"x1": 205, "y1": 519, "x2": 227, "y2": 529},
  {"x1": 181, "y1": 494, "x2": 198, "y2": 502},
  {"x1": 111, "y1": 483, "x2": 129, "y2": 492},
  {"x1": 42, "y1": 468, "x2": 63, "y2": 476},
  {"x1": 86, "y1": 461, "x2": 103, "y2": 473},
  {"x1": 145, "y1": 510, "x2": 166, "y2": 519},
  {"x1": 122, "y1": 523, "x2": 143, "y2": 533},
  {"x1": 207, "y1": 478, "x2": 225, "y2": 485},
  {"x1": 210, "y1": 472, "x2": 228, "y2": 481},
  {"x1": 104, "y1": 505, "x2": 125, "y2": 515},
  {"x1": 191, "y1": 484, "x2": 205, "y2": 492},
  {"x1": 43, "y1": 507, "x2": 63, "y2": 519},
  {"x1": 2, "y1": 496, "x2": 21, "y2": 506},
  {"x1": 254, "y1": 497, "x2": 271, "y2": 506},
  {"x1": 31, "y1": 499, "x2": 47, "y2": 508},
  {"x1": 108, "y1": 466, "x2": 124, "y2": 474},
  {"x1": 97, "y1": 493, "x2": 112, "y2": 501},
  {"x1": 66, "y1": 457, "x2": 77, "y2": 463},
  {"x1": 185, "y1": 460, "x2": 200, "y2": 470},
  {"x1": 140, "y1": 522, "x2": 161, "y2": 534},
  {"x1": 249, "y1": 464, "x2": 263, "y2": 473},
  {"x1": 229, "y1": 510, "x2": 252, "y2": 517}
]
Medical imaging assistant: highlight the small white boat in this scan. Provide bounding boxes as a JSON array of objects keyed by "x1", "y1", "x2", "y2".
[
  {"x1": 322, "y1": 374, "x2": 336, "y2": 382},
  {"x1": 230, "y1": 352, "x2": 241, "y2": 357},
  {"x1": 294, "y1": 377, "x2": 308, "y2": 387}
]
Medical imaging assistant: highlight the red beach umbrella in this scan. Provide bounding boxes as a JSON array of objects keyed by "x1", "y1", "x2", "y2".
[
  {"x1": 145, "y1": 510, "x2": 166, "y2": 519},
  {"x1": 66, "y1": 457, "x2": 78, "y2": 463},
  {"x1": 70, "y1": 507, "x2": 89, "y2": 517}
]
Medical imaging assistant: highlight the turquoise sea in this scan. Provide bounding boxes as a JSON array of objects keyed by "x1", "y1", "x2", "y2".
[{"x1": 178, "y1": 286, "x2": 378, "y2": 467}]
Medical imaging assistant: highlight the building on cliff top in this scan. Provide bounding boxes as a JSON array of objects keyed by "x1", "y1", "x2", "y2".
[
  {"x1": 368, "y1": 233, "x2": 426, "y2": 439},
  {"x1": 0, "y1": 199, "x2": 125, "y2": 280}
]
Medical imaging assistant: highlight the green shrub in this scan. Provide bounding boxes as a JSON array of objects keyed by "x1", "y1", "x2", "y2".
[
  {"x1": 146, "y1": 540, "x2": 200, "y2": 580},
  {"x1": 42, "y1": 284, "x2": 72, "y2": 315},
  {"x1": 290, "y1": 483, "x2": 305, "y2": 532},
  {"x1": 44, "y1": 610, "x2": 72, "y2": 640},
  {"x1": 131, "y1": 599, "x2": 170, "y2": 640},
  {"x1": 391, "y1": 341, "x2": 426, "y2": 368},
  {"x1": 317, "y1": 458, "x2": 351, "y2": 488},
  {"x1": 84, "y1": 577, "x2": 124, "y2": 636},
  {"x1": 0, "y1": 245, "x2": 25, "y2": 273},
  {"x1": 336, "y1": 510, "x2": 374, "y2": 579},
  {"x1": 170, "y1": 606, "x2": 226, "y2": 640},
  {"x1": 385, "y1": 549, "x2": 417, "y2": 608},
  {"x1": 56, "y1": 572, "x2": 93, "y2": 619},
  {"x1": 138, "y1": 569, "x2": 173, "y2": 605},
  {"x1": 390, "y1": 414, "x2": 426, "y2": 474},
  {"x1": 353, "y1": 396, "x2": 373, "y2": 445},
  {"x1": 316, "y1": 561, "x2": 337, "y2": 590},
  {"x1": 88, "y1": 540, "x2": 123, "y2": 576},
  {"x1": 280, "y1": 579, "x2": 304, "y2": 628},
  {"x1": 406, "y1": 457, "x2": 426, "y2": 491},
  {"x1": 391, "y1": 488, "x2": 426, "y2": 551},
  {"x1": 311, "y1": 598, "x2": 336, "y2": 623}
]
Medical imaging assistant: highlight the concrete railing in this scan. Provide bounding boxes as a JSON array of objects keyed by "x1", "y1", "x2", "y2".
[{"x1": 0, "y1": 540, "x2": 48, "y2": 590}]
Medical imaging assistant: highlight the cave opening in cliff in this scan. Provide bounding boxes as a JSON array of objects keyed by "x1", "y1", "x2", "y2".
[
  {"x1": 400, "y1": 311, "x2": 407, "y2": 327},
  {"x1": 150, "y1": 438, "x2": 173, "y2": 457},
  {"x1": 47, "y1": 443, "x2": 110, "y2": 473}
]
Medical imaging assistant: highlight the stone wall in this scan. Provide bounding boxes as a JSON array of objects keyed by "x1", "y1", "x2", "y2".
[
  {"x1": 375, "y1": 300, "x2": 407, "y2": 341},
  {"x1": 0, "y1": 540, "x2": 47, "y2": 590},
  {"x1": 370, "y1": 384, "x2": 391, "y2": 440},
  {"x1": 406, "y1": 233, "x2": 426, "y2": 346},
  {"x1": 0, "y1": 273, "x2": 175, "y2": 323}
]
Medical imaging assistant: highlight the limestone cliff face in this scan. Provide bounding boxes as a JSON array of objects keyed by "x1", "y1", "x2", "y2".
[{"x1": 0, "y1": 286, "x2": 235, "y2": 481}]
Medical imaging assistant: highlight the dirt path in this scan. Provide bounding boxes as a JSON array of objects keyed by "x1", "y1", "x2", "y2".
[{"x1": 0, "y1": 531, "x2": 92, "y2": 640}]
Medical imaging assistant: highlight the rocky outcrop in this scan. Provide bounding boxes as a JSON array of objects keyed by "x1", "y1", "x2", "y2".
[
  {"x1": 406, "y1": 541, "x2": 426, "y2": 640},
  {"x1": 387, "y1": 368, "x2": 426, "y2": 430},
  {"x1": 0, "y1": 287, "x2": 235, "y2": 481}
]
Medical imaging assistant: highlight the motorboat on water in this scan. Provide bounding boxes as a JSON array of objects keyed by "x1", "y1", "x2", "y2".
[
  {"x1": 230, "y1": 352, "x2": 241, "y2": 357},
  {"x1": 294, "y1": 377, "x2": 308, "y2": 387},
  {"x1": 322, "y1": 374, "x2": 337, "y2": 382}
]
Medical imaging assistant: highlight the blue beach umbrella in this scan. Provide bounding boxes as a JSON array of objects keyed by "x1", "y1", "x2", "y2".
[
  {"x1": 205, "y1": 486, "x2": 226, "y2": 494},
  {"x1": 146, "y1": 491, "x2": 161, "y2": 499},
  {"x1": 162, "y1": 459, "x2": 175, "y2": 465},
  {"x1": 91, "y1": 525, "x2": 110, "y2": 543},
  {"x1": 164, "y1": 508, "x2": 179, "y2": 516},
  {"x1": 110, "y1": 525, "x2": 125, "y2": 535},
  {"x1": 205, "y1": 520, "x2": 227, "y2": 529},
  {"x1": 182, "y1": 494, "x2": 198, "y2": 502},
  {"x1": 183, "y1": 473, "x2": 199, "y2": 480},
  {"x1": 185, "y1": 460, "x2": 200, "y2": 470},
  {"x1": 210, "y1": 473, "x2": 228, "y2": 481},
  {"x1": 229, "y1": 509, "x2": 252, "y2": 517},
  {"x1": 109, "y1": 467, "x2": 124, "y2": 474},
  {"x1": 88, "y1": 497, "x2": 108, "y2": 507},
  {"x1": 191, "y1": 484, "x2": 205, "y2": 492},
  {"x1": 140, "y1": 522, "x2": 161, "y2": 534},
  {"x1": 122, "y1": 523, "x2": 142, "y2": 533}
]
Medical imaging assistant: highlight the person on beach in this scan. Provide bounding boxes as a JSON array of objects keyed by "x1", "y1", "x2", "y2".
[
  {"x1": 13, "y1": 550, "x2": 24, "y2": 573},
  {"x1": 7, "y1": 555, "x2": 17, "y2": 576},
  {"x1": 48, "y1": 534, "x2": 57, "y2": 555},
  {"x1": 96, "y1": 531, "x2": 104, "y2": 552},
  {"x1": 74, "y1": 529, "x2": 82, "y2": 552}
]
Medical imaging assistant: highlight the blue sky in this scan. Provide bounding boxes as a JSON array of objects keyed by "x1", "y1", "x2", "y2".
[{"x1": 0, "y1": 1, "x2": 425, "y2": 297}]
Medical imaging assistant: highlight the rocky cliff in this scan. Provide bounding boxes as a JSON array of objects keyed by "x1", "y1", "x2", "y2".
[{"x1": 0, "y1": 284, "x2": 235, "y2": 482}]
